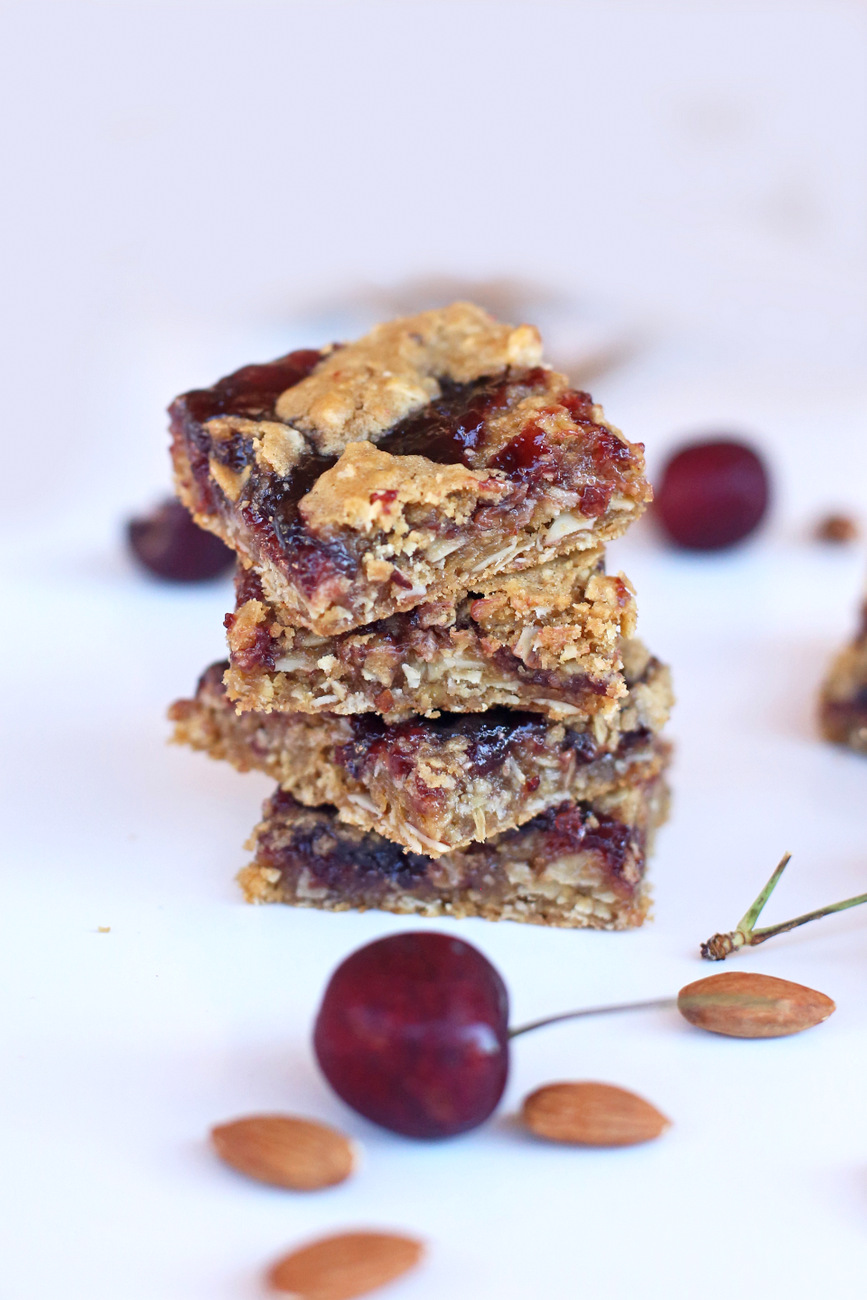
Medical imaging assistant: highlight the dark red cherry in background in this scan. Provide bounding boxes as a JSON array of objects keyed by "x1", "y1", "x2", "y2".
[
  {"x1": 127, "y1": 498, "x2": 234, "y2": 581},
  {"x1": 313, "y1": 932, "x2": 510, "y2": 1139},
  {"x1": 655, "y1": 438, "x2": 770, "y2": 550}
]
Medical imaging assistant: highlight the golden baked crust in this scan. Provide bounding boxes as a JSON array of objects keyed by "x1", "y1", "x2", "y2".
[
  {"x1": 297, "y1": 440, "x2": 507, "y2": 535},
  {"x1": 223, "y1": 551, "x2": 637, "y2": 721},
  {"x1": 169, "y1": 644, "x2": 672, "y2": 857},
  {"x1": 238, "y1": 757, "x2": 670, "y2": 930},
  {"x1": 274, "y1": 302, "x2": 542, "y2": 454}
]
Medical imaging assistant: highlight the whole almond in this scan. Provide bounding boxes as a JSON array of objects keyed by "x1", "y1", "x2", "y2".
[
  {"x1": 210, "y1": 1115, "x2": 357, "y2": 1190},
  {"x1": 677, "y1": 970, "x2": 835, "y2": 1038},
  {"x1": 267, "y1": 1231, "x2": 424, "y2": 1299},
  {"x1": 521, "y1": 1081, "x2": 670, "y2": 1146}
]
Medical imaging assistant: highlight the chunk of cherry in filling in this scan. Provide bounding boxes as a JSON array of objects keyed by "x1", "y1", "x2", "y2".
[
  {"x1": 376, "y1": 369, "x2": 549, "y2": 468},
  {"x1": 313, "y1": 932, "x2": 510, "y2": 1139},
  {"x1": 336, "y1": 710, "x2": 538, "y2": 783},
  {"x1": 127, "y1": 499, "x2": 234, "y2": 581},
  {"x1": 655, "y1": 438, "x2": 770, "y2": 550},
  {"x1": 179, "y1": 349, "x2": 322, "y2": 423}
]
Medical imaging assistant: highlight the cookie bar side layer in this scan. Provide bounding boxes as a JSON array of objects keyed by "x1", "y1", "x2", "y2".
[
  {"x1": 169, "y1": 647, "x2": 673, "y2": 856},
  {"x1": 222, "y1": 551, "x2": 637, "y2": 721},
  {"x1": 819, "y1": 602, "x2": 867, "y2": 753},
  {"x1": 237, "y1": 761, "x2": 670, "y2": 930},
  {"x1": 169, "y1": 303, "x2": 651, "y2": 636}
]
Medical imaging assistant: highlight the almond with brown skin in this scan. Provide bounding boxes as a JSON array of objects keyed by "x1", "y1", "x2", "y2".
[
  {"x1": 521, "y1": 1081, "x2": 670, "y2": 1147},
  {"x1": 210, "y1": 1115, "x2": 357, "y2": 1190},
  {"x1": 677, "y1": 971, "x2": 835, "y2": 1038},
  {"x1": 267, "y1": 1231, "x2": 425, "y2": 1299}
]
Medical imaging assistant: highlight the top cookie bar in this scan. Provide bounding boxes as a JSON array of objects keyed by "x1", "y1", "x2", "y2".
[{"x1": 170, "y1": 303, "x2": 651, "y2": 636}]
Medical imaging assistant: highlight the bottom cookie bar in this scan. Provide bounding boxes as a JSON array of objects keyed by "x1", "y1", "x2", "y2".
[
  {"x1": 819, "y1": 601, "x2": 867, "y2": 754},
  {"x1": 238, "y1": 746, "x2": 670, "y2": 929}
]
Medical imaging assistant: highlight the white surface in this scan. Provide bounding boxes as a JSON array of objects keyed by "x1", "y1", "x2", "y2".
[{"x1": 3, "y1": 3, "x2": 867, "y2": 1298}]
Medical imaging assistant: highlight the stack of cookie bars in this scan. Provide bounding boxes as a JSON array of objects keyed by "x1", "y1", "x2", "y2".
[{"x1": 169, "y1": 304, "x2": 673, "y2": 928}]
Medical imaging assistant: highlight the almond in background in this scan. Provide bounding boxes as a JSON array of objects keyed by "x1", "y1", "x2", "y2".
[
  {"x1": 211, "y1": 1114, "x2": 357, "y2": 1190},
  {"x1": 814, "y1": 512, "x2": 860, "y2": 543},
  {"x1": 521, "y1": 1081, "x2": 670, "y2": 1146},
  {"x1": 267, "y1": 1230, "x2": 425, "y2": 1299}
]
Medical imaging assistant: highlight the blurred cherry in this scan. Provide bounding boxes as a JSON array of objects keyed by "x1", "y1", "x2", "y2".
[
  {"x1": 655, "y1": 438, "x2": 769, "y2": 550},
  {"x1": 127, "y1": 498, "x2": 233, "y2": 581}
]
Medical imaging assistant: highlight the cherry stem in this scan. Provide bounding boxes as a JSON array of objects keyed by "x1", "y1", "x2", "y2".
[
  {"x1": 508, "y1": 996, "x2": 677, "y2": 1039},
  {"x1": 701, "y1": 851, "x2": 867, "y2": 960}
]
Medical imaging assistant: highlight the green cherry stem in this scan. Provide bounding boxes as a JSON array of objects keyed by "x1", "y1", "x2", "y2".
[
  {"x1": 701, "y1": 852, "x2": 867, "y2": 960},
  {"x1": 508, "y1": 996, "x2": 677, "y2": 1039}
]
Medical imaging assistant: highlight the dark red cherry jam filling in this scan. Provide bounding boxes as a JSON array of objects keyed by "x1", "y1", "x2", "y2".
[
  {"x1": 488, "y1": 421, "x2": 550, "y2": 475},
  {"x1": 223, "y1": 610, "x2": 277, "y2": 672},
  {"x1": 377, "y1": 368, "x2": 548, "y2": 467},
  {"x1": 265, "y1": 793, "x2": 637, "y2": 899},
  {"x1": 531, "y1": 801, "x2": 634, "y2": 881},
  {"x1": 170, "y1": 349, "x2": 322, "y2": 517},
  {"x1": 177, "y1": 349, "x2": 322, "y2": 424},
  {"x1": 267, "y1": 792, "x2": 431, "y2": 894},
  {"x1": 336, "y1": 710, "x2": 535, "y2": 782},
  {"x1": 335, "y1": 709, "x2": 606, "y2": 785}
]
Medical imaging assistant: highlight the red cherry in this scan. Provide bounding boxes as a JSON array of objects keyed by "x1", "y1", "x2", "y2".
[
  {"x1": 655, "y1": 438, "x2": 770, "y2": 550},
  {"x1": 313, "y1": 932, "x2": 510, "y2": 1139},
  {"x1": 127, "y1": 499, "x2": 233, "y2": 581}
]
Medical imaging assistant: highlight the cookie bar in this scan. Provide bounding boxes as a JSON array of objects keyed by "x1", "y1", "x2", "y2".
[
  {"x1": 238, "y1": 755, "x2": 670, "y2": 929},
  {"x1": 170, "y1": 303, "x2": 651, "y2": 636},
  {"x1": 223, "y1": 549, "x2": 637, "y2": 721},
  {"x1": 819, "y1": 601, "x2": 867, "y2": 754},
  {"x1": 170, "y1": 642, "x2": 672, "y2": 856}
]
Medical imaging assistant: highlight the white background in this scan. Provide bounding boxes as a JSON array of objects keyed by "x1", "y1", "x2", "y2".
[{"x1": 2, "y1": 2, "x2": 867, "y2": 1297}]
